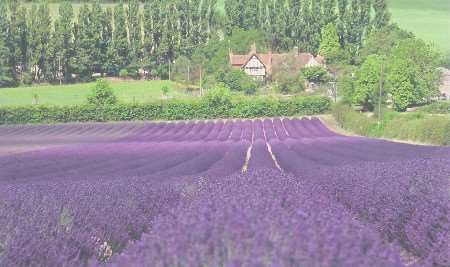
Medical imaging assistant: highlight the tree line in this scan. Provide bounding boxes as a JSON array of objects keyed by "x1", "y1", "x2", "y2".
[
  {"x1": 224, "y1": 0, "x2": 390, "y2": 58},
  {"x1": 0, "y1": 0, "x2": 218, "y2": 87},
  {"x1": 0, "y1": 0, "x2": 391, "y2": 88}
]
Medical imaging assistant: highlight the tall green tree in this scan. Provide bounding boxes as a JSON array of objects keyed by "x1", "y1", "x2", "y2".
[
  {"x1": 127, "y1": 0, "x2": 141, "y2": 62},
  {"x1": 342, "y1": 0, "x2": 371, "y2": 61},
  {"x1": 112, "y1": 2, "x2": 130, "y2": 73},
  {"x1": 16, "y1": 6, "x2": 28, "y2": 76},
  {"x1": 322, "y1": 0, "x2": 337, "y2": 26},
  {"x1": 360, "y1": 24, "x2": 413, "y2": 60},
  {"x1": 28, "y1": 2, "x2": 51, "y2": 82},
  {"x1": 53, "y1": 1, "x2": 74, "y2": 82},
  {"x1": 319, "y1": 23, "x2": 343, "y2": 63},
  {"x1": 101, "y1": 7, "x2": 114, "y2": 75},
  {"x1": 159, "y1": 2, "x2": 178, "y2": 67},
  {"x1": 287, "y1": 0, "x2": 302, "y2": 44},
  {"x1": 224, "y1": 0, "x2": 242, "y2": 32},
  {"x1": 73, "y1": 3, "x2": 95, "y2": 79},
  {"x1": 269, "y1": 0, "x2": 289, "y2": 51},
  {"x1": 387, "y1": 39, "x2": 441, "y2": 111},
  {"x1": 7, "y1": 1, "x2": 19, "y2": 85},
  {"x1": 353, "y1": 54, "x2": 383, "y2": 111},
  {"x1": 0, "y1": 2, "x2": 14, "y2": 87},
  {"x1": 372, "y1": 0, "x2": 390, "y2": 30},
  {"x1": 91, "y1": 1, "x2": 108, "y2": 74}
]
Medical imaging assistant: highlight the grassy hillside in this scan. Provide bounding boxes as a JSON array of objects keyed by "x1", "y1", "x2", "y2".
[
  {"x1": 388, "y1": 0, "x2": 450, "y2": 52},
  {"x1": 0, "y1": 80, "x2": 193, "y2": 107}
]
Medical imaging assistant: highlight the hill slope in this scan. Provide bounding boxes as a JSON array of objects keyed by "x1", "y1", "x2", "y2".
[{"x1": 388, "y1": 0, "x2": 450, "y2": 52}]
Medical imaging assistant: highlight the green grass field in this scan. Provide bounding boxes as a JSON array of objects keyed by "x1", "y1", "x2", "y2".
[
  {"x1": 388, "y1": 0, "x2": 450, "y2": 53},
  {"x1": 0, "y1": 80, "x2": 194, "y2": 107}
]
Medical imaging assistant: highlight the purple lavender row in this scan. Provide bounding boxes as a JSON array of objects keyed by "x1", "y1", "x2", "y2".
[{"x1": 99, "y1": 170, "x2": 407, "y2": 267}]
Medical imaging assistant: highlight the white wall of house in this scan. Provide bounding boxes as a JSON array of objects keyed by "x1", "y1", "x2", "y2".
[
  {"x1": 305, "y1": 57, "x2": 320, "y2": 68},
  {"x1": 243, "y1": 56, "x2": 266, "y2": 80}
]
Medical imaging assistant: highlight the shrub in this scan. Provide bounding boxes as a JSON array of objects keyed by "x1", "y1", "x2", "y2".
[
  {"x1": 21, "y1": 72, "x2": 33, "y2": 85},
  {"x1": 418, "y1": 102, "x2": 450, "y2": 114},
  {"x1": 161, "y1": 86, "x2": 169, "y2": 96},
  {"x1": 87, "y1": 79, "x2": 117, "y2": 106},
  {"x1": 216, "y1": 68, "x2": 258, "y2": 94},
  {"x1": 0, "y1": 96, "x2": 331, "y2": 125},
  {"x1": 301, "y1": 66, "x2": 329, "y2": 83},
  {"x1": 119, "y1": 69, "x2": 129, "y2": 78},
  {"x1": 276, "y1": 74, "x2": 305, "y2": 94},
  {"x1": 241, "y1": 78, "x2": 257, "y2": 95},
  {"x1": 332, "y1": 103, "x2": 450, "y2": 145},
  {"x1": 332, "y1": 104, "x2": 380, "y2": 136},
  {"x1": 337, "y1": 74, "x2": 355, "y2": 104},
  {"x1": 203, "y1": 84, "x2": 232, "y2": 109}
]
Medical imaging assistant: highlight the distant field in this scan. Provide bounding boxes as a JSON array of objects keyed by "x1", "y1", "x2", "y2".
[
  {"x1": 388, "y1": 0, "x2": 450, "y2": 52},
  {"x1": 0, "y1": 80, "x2": 193, "y2": 107}
]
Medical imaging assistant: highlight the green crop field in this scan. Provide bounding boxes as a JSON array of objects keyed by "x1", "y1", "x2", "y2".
[
  {"x1": 0, "y1": 80, "x2": 194, "y2": 107},
  {"x1": 388, "y1": 0, "x2": 450, "y2": 53}
]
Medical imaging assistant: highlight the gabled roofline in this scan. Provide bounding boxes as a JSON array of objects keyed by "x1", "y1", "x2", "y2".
[{"x1": 240, "y1": 52, "x2": 269, "y2": 70}]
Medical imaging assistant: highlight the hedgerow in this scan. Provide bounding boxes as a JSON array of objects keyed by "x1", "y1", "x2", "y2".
[
  {"x1": 0, "y1": 96, "x2": 331, "y2": 125},
  {"x1": 418, "y1": 102, "x2": 450, "y2": 114},
  {"x1": 332, "y1": 104, "x2": 450, "y2": 146}
]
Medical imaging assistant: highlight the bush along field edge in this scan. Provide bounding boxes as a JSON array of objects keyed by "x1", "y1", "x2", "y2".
[
  {"x1": 332, "y1": 104, "x2": 450, "y2": 146},
  {"x1": 0, "y1": 96, "x2": 331, "y2": 125}
]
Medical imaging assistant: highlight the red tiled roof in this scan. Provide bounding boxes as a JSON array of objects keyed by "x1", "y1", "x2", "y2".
[
  {"x1": 229, "y1": 45, "x2": 325, "y2": 79},
  {"x1": 230, "y1": 55, "x2": 248, "y2": 66}
]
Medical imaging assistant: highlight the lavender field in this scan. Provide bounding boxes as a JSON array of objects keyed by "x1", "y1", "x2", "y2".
[{"x1": 0, "y1": 118, "x2": 449, "y2": 267}]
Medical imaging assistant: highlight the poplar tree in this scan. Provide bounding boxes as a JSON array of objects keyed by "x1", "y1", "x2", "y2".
[
  {"x1": 73, "y1": 3, "x2": 94, "y2": 79},
  {"x1": 299, "y1": 0, "x2": 313, "y2": 51},
  {"x1": 269, "y1": 0, "x2": 288, "y2": 51},
  {"x1": 16, "y1": 6, "x2": 28, "y2": 75},
  {"x1": 243, "y1": 0, "x2": 258, "y2": 29},
  {"x1": 91, "y1": 1, "x2": 106, "y2": 74},
  {"x1": 206, "y1": 0, "x2": 218, "y2": 36},
  {"x1": 127, "y1": 0, "x2": 141, "y2": 62},
  {"x1": 113, "y1": 2, "x2": 130, "y2": 73},
  {"x1": 0, "y1": 2, "x2": 13, "y2": 87},
  {"x1": 7, "y1": 1, "x2": 19, "y2": 85},
  {"x1": 28, "y1": 2, "x2": 51, "y2": 82},
  {"x1": 53, "y1": 1, "x2": 74, "y2": 82},
  {"x1": 159, "y1": 3, "x2": 178, "y2": 66},
  {"x1": 322, "y1": 0, "x2": 337, "y2": 26},
  {"x1": 372, "y1": 0, "x2": 390, "y2": 29},
  {"x1": 287, "y1": 0, "x2": 302, "y2": 42},
  {"x1": 224, "y1": 0, "x2": 241, "y2": 32},
  {"x1": 143, "y1": 0, "x2": 164, "y2": 75},
  {"x1": 336, "y1": 0, "x2": 348, "y2": 46},
  {"x1": 101, "y1": 8, "x2": 114, "y2": 75},
  {"x1": 309, "y1": 0, "x2": 323, "y2": 52}
]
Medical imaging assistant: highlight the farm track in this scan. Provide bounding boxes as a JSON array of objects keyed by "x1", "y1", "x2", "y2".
[{"x1": 0, "y1": 118, "x2": 449, "y2": 266}]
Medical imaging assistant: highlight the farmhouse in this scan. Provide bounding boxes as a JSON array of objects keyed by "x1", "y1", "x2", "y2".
[{"x1": 229, "y1": 44, "x2": 325, "y2": 81}]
